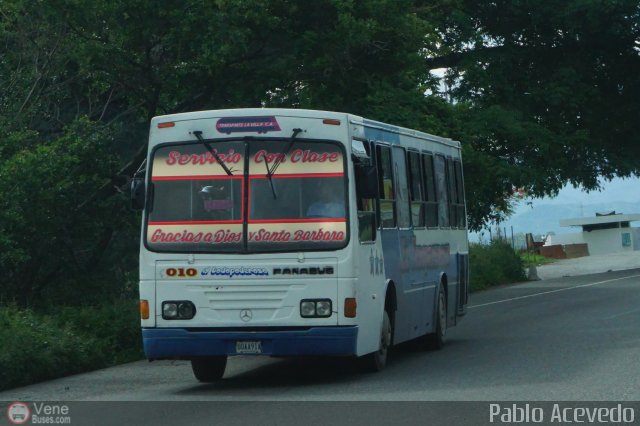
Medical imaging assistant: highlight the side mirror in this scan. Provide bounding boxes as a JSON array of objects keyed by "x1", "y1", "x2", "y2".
[{"x1": 130, "y1": 177, "x2": 146, "y2": 211}]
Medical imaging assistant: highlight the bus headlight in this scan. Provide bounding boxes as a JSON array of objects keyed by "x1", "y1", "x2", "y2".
[
  {"x1": 162, "y1": 301, "x2": 196, "y2": 320},
  {"x1": 300, "y1": 301, "x2": 316, "y2": 317},
  {"x1": 162, "y1": 302, "x2": 178, "y2": 319},
  {"x1": 316, "y1": 300, "x2": 332, "y2": 317},
  {"x1": 300, "y1": 299, "x2": 332, "y2": 318},
  {"x1": 178, "y1": 302, "x2": 195, "y2": 319}
]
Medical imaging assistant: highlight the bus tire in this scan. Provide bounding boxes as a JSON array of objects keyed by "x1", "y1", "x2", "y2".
[
  {"x1": 191, "y1": 356, "x2": 227, "y2": 382},
  {"x1": 427, "y1": 285, "x2": 447, "y2": 350},
  {"x1": 361, "y1": 310, "x2": 392, "y2": 372}
]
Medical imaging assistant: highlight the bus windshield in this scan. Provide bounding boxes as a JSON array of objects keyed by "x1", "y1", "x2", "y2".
[{"x1": 146, "y1": 139, "x2": 347, "y2": 253}]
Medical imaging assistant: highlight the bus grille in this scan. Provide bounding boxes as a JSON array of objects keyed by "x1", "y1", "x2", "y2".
[{"x1": 196, "y1": 284, "x2": 294, "y2": 310}]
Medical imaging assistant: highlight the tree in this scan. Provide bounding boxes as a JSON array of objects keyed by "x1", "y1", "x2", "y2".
[
  {"x1": 1, "y1": 0, "x2": 639, "y2": 305},
  {"x1": 1, "y1": 0, "x2": 440, "y2": 305},
  {"x1": 423, "y1": 0, "x2": 640, "y2": 226}
]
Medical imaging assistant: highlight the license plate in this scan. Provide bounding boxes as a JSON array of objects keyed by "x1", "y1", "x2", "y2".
[{"x1": 235, "y1": 340, "x2": 262, "y2": 354}]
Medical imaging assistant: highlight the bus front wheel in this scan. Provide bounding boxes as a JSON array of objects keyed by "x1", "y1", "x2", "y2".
[
  {"x1": 191, "y1": 356, "x2": 227, "y2": 382},
  {"x1": 361, "y1": 310, "x2": 392, "y2": 372}
]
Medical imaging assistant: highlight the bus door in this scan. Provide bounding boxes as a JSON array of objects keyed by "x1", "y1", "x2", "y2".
[{"x1": 352, "y1": 139, "x2": 386, "y2": 355}]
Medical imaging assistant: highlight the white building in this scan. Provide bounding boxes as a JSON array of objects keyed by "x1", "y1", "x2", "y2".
[{"x1": 545, "y1": 212, "x2": 640, "y2": 255}]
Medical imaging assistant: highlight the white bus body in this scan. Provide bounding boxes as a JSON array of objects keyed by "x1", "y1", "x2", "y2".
[{"x1": 137, "y1": 108, "x2": 469, "y2": 379}]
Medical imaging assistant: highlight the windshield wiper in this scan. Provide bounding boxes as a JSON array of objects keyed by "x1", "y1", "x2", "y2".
[
  {"x1": 262, "y1": 152, "x2": 278, "y2": 199},
  {"x1": 193, "y1": 130, "x2": 233, "y2": 176},
  {"x1": 267, "y1": 128, "x2": 303, "y2": 176}
]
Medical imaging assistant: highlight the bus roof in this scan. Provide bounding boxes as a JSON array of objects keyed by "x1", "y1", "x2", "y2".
[{"x1": 151, "y1": 108, "x2": 460, "y2": 149}]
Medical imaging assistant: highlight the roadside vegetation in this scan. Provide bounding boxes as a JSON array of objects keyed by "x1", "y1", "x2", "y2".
[
  {"x1": 0, "y1": 301, "x2": 142, "y2": 392},
  {"x1": 469, "y1": 241, "x2": 528, "y2": 291},
  {"x1": 520, "y1": 252, "x2": 556, "y2": 268},
  {"x1": 1, "y1": 241, "x2": 542, "y2": 391}
]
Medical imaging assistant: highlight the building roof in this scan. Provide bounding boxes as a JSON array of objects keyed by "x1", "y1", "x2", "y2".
[{"x1": 560, "y1": 213, "x2": 640, "y2": 227}]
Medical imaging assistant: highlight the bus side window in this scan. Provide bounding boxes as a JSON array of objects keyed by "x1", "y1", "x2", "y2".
[
  {"x1": 422, "y1": 153, "x2": 438, "y2": 227},
  {"x1": 408, "y1": 151, "x2": 425, "y2": 227},
  {"x1": 393, "y1": 146, "x2": 411, "y2": 229},
  {"x1": 376, "y1": 145, "x2": 396, "y2": 228},
  {"x1": 434, "y1": 154, "x2": 449, "y2": 227},
  {"x1": 446, "y1": 158, "x2": 458, "y2": 227},
  {"x1": 354, "y1": 141, "x2": 377, "y2": 242},
  {"x1": 454, "y1": 160, "x2": 466, "y2": 228}
]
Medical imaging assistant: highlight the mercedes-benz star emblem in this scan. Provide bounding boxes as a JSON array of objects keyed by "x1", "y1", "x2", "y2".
[{"x1": 240, "y1": 309, "x2": 253, "y2": 322}]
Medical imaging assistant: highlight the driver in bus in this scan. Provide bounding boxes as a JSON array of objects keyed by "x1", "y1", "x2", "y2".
[{"x1": 306, "y1": 181, "x2": 345, "y2": 218}]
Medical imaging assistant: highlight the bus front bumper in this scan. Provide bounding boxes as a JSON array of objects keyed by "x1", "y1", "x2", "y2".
[{"x1": 142, "y1": 326, "x2": 358, "y2": 359}]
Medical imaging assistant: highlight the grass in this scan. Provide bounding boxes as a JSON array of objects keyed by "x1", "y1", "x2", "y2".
[
  {"x1": 469, "y1": 240, "x2": 528, "y2": 291},
  {"x1": 0, "y1": 300, "x2": 143, "y2": 391},
  {"x1": 520, "y1": 251, "x2": 556, "y2": 267}
]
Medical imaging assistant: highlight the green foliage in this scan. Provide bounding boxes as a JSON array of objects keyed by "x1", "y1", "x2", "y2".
[
  {"x1": 0, "y1": 301, "x2": 142, "y2": 391},
  {"x1": 0, "y1": 119, "x2": 138, "y2": 307},
  {"x1": 1, "y1": 0, "x2": 639, "y2": 308},
  {"x1": 0, "y1": 0, "x2": 443, "y2": 306},
  {"x1": 469, "y1": 241, "x2": 527, "y2": 291},
  {"x1": 431, "y1": 0, "x2": 640, "y2": 226},
  {"x1": 520, "y1": 252, "x2": 555, "y2": 268}
]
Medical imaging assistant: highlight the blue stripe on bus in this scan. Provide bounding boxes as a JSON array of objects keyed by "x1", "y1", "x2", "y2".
[
  {"x1": 379, "y1": 227, "x2": 466, "y2": 342},
  {"x1": 142, "y1": 326, "x2": 358, "y2": 358},
  {"x1": 381, "y1": 230, "x2": 460, "y2": 287}
]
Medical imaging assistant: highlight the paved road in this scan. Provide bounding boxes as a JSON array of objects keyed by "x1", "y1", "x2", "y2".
[
  {"x1": 536, "y1": 251, "x2": 640, "y2": 280},
  {"x1": 3, "y1": 269, "x2": 639, "y2": 405},
  {"x1": 0, "y1": 269, "x2": 640, "y2": 424}
]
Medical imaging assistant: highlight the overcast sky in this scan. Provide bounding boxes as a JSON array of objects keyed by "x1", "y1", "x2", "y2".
[{"x1": 514, "y1": 176, "x2": 640, "y2": 215}]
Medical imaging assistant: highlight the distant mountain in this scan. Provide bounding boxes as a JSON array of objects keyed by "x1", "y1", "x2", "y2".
[
  {"x1": 498, "y1": 201, "x2": 640, "y2": 237},
  {"x1": 469, "y1": 178, "x2": 640, "y2": 243}
]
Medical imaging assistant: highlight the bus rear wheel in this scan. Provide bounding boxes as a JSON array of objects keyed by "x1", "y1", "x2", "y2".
[
  {"x1": 420, "y1": 285, "x2": 447, "y2": 350},
  {"x1": 361, "y1": 310, "x2": 392, "y2": 372},
  {"x1": 191, "y1": 356, "x2": 227, "y2": 382}
]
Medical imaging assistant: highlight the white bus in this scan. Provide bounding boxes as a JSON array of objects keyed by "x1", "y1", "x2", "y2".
[{"x1": 132, "y1": 108, "x2": 469, "y2": 381}]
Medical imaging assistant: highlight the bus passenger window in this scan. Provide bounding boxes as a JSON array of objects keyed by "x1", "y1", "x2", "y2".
[
  {"x1": 422, "y1": 153, "x2": 438, "y2": 227},
  {"x1": 434, "y1": 154, "x2": 449, "y2": 227},
  {"x1": 454, "y1": 160, "x2": 466, "y2": 228},
  {"x1": 354, "y1": 157, "x2": 377, "y2": 242},
  {"x1": 393, "y1": 146, "x2": 411, "y2": 229},
  {"x1": 446, "y1": 158, "x2": 458, "y2": 227},
  {"x1": 408, "y1": 151, "x2": 425, "y2": 227},
  {"x1": 376, "y1": 145, "x2": 396, "y2": 228}
]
